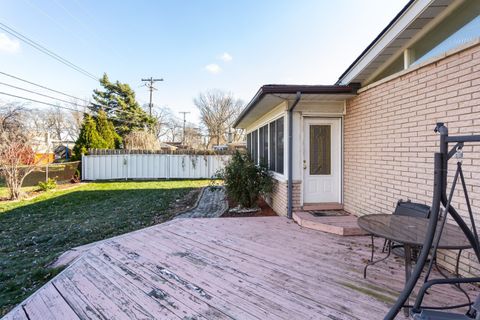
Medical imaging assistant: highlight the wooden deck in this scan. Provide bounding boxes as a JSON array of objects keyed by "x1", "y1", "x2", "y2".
[{"x1": 3, "y1": 217, "x2": 478, "y2": 320}]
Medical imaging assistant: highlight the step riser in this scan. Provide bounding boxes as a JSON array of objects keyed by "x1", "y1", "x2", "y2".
[{"x1": 302, "y1": 203, "x2": 343, "y2": 211}]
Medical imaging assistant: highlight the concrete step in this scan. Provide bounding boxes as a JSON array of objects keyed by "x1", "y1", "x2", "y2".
[{"x1": 293, "y1": 211, "x2": 368, "y2": 236}]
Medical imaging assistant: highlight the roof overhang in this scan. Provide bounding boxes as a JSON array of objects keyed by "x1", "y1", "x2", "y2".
[
  {"x1": 337, "y1": 0, "x2": 458, "y2": 85},
  {"x1": 234, "y1": 85, "x2": 357, "y2": 129}
]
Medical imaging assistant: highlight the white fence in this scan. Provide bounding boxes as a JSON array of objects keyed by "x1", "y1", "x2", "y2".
[{"x1": 82, "y1": 154, "x2": 231, "y2": 180}]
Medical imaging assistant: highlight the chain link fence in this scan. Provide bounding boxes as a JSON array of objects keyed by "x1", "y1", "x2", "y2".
[{"x1": 0, "y1": 161, "x2": 81, "y2": 187}]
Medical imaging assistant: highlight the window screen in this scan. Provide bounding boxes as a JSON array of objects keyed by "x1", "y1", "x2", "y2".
[
  {"x1": 259, "y1": 125, "x2": 268, "y2": 166},
  {"x1": 268, "y1": 117, "x2": 284, "y2": 173},
  {"x1": 276, "y1": 118, "x2": 284, "y2": 174},
  {"x1": 246, "y1": 133, "x2": 252, "y2": 158},
  {"x1": 252, "y1": 130, "x2": 258, "y2": 164},
  {"x1": 269, "y1": 121, "x2": 276, "y2": 171}
]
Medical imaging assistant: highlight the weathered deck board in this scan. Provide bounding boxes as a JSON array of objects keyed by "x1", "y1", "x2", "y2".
[
  {"x1": 3, "y1": 217, "x2": 478, "y2": 320},
  {"x1": 84, "y1": 249, "x2": 227, "y2": 320},
  {"x1": 2, "y1": 307, "x2": 28, "y2": 320}
]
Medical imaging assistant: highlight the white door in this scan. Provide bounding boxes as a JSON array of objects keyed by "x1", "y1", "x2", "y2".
[{"x1": 303, "y1": 118, "x2": 341, "y2": 203}]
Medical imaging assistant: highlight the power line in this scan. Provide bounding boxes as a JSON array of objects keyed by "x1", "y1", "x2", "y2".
[
  {"x1": 0, "y1": 71, "x2": 147, "y2": 119},
  {"x1": 0, "y1": 71, "x2": 89, "y2": 103},
  {"x1": 0, "y1": 91, "x2": 86, "y2": 111},
  {"x1": 0, "y1": 91, "x2": 150, "y2": 126},
  {"x1": 0, "y1": 21, "x2": 98, "y2": 81},
  {"x1": 0, "y1": 81, "x2": 81, "y2": 107}
]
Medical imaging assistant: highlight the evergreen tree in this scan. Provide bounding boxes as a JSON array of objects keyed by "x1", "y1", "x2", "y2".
[
  {"x1": 91, "y1": 73, "x2": 155, "y2": 137},
  {"x1": 73, "y1": 114, "x2": 106, "y2": 158},
  {"x1": 96, "y1": 110, "x2": 122, "y2": 148}
]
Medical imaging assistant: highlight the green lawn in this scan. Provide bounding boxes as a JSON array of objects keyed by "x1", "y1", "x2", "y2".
[{"x1": 0, "y1": 180, "x2": 209, "y2": 316}]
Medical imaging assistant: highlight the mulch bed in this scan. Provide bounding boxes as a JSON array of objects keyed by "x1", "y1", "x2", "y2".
[{"x1": 222, "y1": 197, "x2": 278, "y2": 218}]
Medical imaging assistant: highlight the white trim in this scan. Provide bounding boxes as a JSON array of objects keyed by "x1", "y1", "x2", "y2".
[
  {"x1": 340, "y1": 116, "x2": 344, "y2": 204},
  {"x1": 245, "y1": 112, "x2": 286, "y2": 134},
  {"x1": 272, "y1": 171, "x2": 287, "y2": 182},
  {"x1": 301, "y1": 116, "x2": 343, "y2": 205},
  {"x1": 244, "y1": 101, "x2": 287, "y2": 133},
  {"x1": 300, "y1": 111, "x2": 345, "y2": 117}
]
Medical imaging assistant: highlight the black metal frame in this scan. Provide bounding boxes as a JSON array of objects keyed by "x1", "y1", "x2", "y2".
[
  {"x1": 363, "y1": 235, "x2": 392, "y2": 279},
  {"x1": 385, "y1": 123, "x2": 480, "y2": 319},
  {"x1": 364, "y1": 200, "x2": 429, "y2": 280}
]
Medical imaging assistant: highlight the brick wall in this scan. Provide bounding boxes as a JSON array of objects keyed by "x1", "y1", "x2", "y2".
[
  {"x1": 344, "y1": 42, "x2": 480, "y2": 276},
  {"x1": 267, "y1": 179, "x2": 302, "y2": 217}
]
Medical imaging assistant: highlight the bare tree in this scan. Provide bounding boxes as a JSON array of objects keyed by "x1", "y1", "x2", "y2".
[
  {"x1": 66, "y1": 107, "x2": 83, "y2": 141},
  {"x1": 0, "y1": 104, "x2": 39, "y2": 199},
  {"x1": 183, "y1": 125, "x2": 203, "y2": 149},
  {"x1": 29, "y1": 105, "x2": 82, "y2": 143},
  {"x1": 194, "y1": 90, "x2": 244, "y2": 147},
  {"x1": 151, "y1": 106, "x2": 173, "y2": 140},
  {"x1": 0, "y1": 103, "x2": 27, "y2": 139},
  {"x1": 0, "y1": 141, "x2": 36, "y2": 199},
  {"x1": 44, "y1": 107, "x2": 65, "y2": 140}
]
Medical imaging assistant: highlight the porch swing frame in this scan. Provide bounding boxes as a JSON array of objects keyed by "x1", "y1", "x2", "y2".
[{"x1": 385, "y1": 123, "x2": 480, "y2": 319}]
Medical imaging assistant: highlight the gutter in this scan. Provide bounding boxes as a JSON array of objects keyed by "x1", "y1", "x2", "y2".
[{"x1": 287, "y1": 92, "x2": 302, "y2": 219}]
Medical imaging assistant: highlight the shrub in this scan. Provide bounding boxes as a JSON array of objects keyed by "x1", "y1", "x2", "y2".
[
  {"x1": 216, "y1": 151, "x2": 273, "y2": 208},
  {"x1": 38, "y1": 178, "x2": 57, "y2": 191}
]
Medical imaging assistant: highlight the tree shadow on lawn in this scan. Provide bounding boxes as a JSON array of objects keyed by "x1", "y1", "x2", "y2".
[{"x1": 0, "y1": 185, "x2": 197, "y2": 316}]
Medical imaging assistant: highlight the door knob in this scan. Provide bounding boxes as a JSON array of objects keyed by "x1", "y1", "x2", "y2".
[{"x1": 303, "y1": 160, "x2": 307, "y2": 170}]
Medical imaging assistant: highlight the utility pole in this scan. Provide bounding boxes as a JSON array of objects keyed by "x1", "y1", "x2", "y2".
[
  {"x1": 141, "y1": 77, "x2": 163, "y2": 116},
  {"x1": 179, "y1": 111, "x2": 190, "y2": 146}
]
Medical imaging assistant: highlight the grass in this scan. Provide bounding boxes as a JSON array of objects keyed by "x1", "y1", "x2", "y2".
[
  {"x1": 0, "y1": 185, "x2": 39, "y2": 200},
  {"x1": 0, "y1": 180, "x2": 210, "y2": 316}
]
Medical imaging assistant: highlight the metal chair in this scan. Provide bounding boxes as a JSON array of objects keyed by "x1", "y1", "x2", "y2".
[
  {"x1": 364, "y1": 200, "x2": 430, "y2": 278},
  {"x1": 384, "y1": 200, "x2": 431, "y2": 258}
]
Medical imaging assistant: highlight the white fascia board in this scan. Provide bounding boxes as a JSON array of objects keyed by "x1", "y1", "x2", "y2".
[{"x1": 339, "y1": 0, "x2": 434, "y2": 85}]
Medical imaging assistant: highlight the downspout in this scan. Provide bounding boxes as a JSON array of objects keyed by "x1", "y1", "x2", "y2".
[{"x1": 287, "y1": 92, "x2": 302, "y2": 219}]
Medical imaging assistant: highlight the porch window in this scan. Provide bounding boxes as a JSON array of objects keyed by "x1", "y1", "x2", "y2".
[
  {"x1": 269, "y1": 117, "x2": 284, "y2": 174},
  {"x1": 269, "y1": 122, "x2": 276, "y2": 171},
  {"x1": 252, "y1": 130, "x2": 258, "y2": 164},
  {"x1": 259, "y1": 125, "x2": 268, "y2": 166},
  {"x1": 247, "y1": 133, "x2": 252, "y2": 156}
]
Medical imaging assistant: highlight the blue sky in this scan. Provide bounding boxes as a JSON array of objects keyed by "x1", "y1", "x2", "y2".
[{"x1": 0, "y1": 0, "x2": 408, "y2": 122}]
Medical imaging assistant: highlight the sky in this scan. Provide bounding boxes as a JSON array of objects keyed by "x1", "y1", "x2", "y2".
[{"x1": 0, "y1": 0, "x2": 408, "y2": 123}]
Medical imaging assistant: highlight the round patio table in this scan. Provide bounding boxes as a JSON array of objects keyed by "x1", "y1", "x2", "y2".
[{"x1": 357, "y1": 214, "x2": 472, "y2": 316}]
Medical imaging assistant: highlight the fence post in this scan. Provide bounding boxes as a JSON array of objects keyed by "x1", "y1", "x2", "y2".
[
  {"x1": 167, "y1": 154, "x2": 170, "y2": 179},
  {"x1": 81, "y1": 154, "x2": 85, "y2": 180}
]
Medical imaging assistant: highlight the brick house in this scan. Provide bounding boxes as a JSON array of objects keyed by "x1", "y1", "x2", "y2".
[{"x1": 234, "y1": 0, "x2": 480, "y2": 275}]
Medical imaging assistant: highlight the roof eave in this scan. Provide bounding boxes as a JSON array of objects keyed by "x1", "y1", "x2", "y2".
[
  {"x1": 336, "y1": 0, "x2": 418, "y2": 85},
  {"x1": 233, "y1": 84, "x2": 357, "y2": 128}
]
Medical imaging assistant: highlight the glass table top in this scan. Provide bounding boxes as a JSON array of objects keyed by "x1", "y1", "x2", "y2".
[{"x1": 357, "y1": 214, "x2": 472, "y2": 249}]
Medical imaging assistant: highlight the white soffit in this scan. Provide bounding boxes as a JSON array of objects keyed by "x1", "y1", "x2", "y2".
[
  {"x1": 338, "y1": 0, "x2": 454, "y2": 85},
  {"x1": 236, "y1": 93, "x2": 356, "y2": 129}
]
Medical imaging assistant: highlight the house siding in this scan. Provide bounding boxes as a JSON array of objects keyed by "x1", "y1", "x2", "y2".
[{"x1": 344, "y1": 42, "x2": 480, "y2": 276}]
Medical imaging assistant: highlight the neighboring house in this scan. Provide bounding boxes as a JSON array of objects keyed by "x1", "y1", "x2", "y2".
[
  {"x1": 234, "y1": 0, "x2": 480, "y2": 276},
  {"x1": 30, "y1": 133, "x2": 55, "y2": 164}
]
